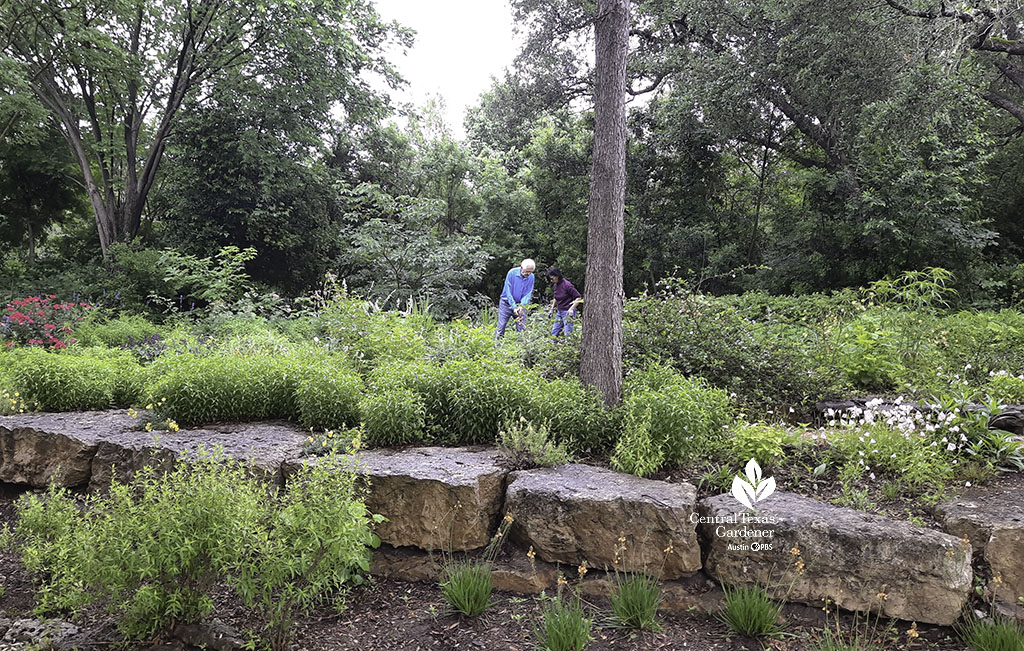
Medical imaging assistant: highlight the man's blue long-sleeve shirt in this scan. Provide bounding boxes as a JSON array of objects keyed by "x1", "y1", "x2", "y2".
[{"x1": 500, "y1": 267, "x2": 535, "y2": 307}]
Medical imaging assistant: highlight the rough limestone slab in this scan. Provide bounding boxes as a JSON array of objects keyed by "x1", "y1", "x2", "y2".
[
  {"x1": 0, "y1": 410, "x2": 141, "y2": 487},
  {"x1": 89, "y1": 421, "x2": 308, "y2": 490},
  {"x1": 285, "y1": 447, "x2": 507, "y2": 551},
  {"x1": 504, "y1": 464, "x2": 701, "y2": 579},
  {"x1": 937, "y1": 485, "x2": 1024, "y2": 609},
  {"x1": 0, "y1": 410, "x2": 308, "y2": 489},
  {"x1": 699, "y1": 491, "x2": 972, "y2": 626}
]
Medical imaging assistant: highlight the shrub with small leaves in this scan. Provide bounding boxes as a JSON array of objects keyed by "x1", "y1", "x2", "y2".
[
  {"x1": 611, "y1": 371, "x2": 733, "y2": 476},
  {"x1": 8, "y1": 348, "x2": 116, "y2": 411},
  {"x1": 149, "y1": 353, "x2": 300, "y2": 425},
  {"x1": 359, "y1": 386, "x2": 427, "y2": 447},
  {"x1": 295, "y1": 358, "x2": 364, "y2": 431},
  {"x1": 528, "y1": 377, "x2": 614, "y2": 453},
  {"x1": 719, "y1": 584, "x2": 784, "y2": 638},
  {"x1": 16, "y1": 449, "x2": 265, "y2": 639},
  {"x1": 234, "y1": 453, "x2": 381, "y2": 650},
  {"x1": 497, "y1": 417, "x2": 571, "y2": 469},
  {"x1": 985, "y1": 372, "x2": 1024, "y2": 405},
  {"x1": 730, "y1": 422, "x2": 795, "y2": 468}
]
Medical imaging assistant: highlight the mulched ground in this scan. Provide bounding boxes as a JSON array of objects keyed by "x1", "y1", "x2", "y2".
[{"x1": 0, "y1": 483, "x2": 978, "y2": 651}]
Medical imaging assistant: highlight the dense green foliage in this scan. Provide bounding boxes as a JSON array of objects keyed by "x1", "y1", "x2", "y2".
[{"x1": 13, "y1": 450, "x2": 377, "y2": 647}]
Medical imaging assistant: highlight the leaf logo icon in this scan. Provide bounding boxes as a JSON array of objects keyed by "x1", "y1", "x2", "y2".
[{"x1": 730, "y1": 459, "x2": 775, "y2": 510}]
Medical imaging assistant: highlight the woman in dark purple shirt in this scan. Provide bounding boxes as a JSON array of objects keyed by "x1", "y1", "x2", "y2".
[{"x1": 546, "y1": 267, "x2": 582, "y2": 336}]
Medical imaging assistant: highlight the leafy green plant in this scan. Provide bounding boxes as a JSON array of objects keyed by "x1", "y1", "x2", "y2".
[
  {"x1": 359, "y1": 386, "x2": 427, "y2": 447},
  {"x1": 149, "y1": 353, "x2": 300, "y2": 425},
  {"x1": 17, "y1": 449, "x2": 265, "y2": 638},
  {"x1": 955, "y1": 613, "x2": 1024, "y2": 651},
  {"x1": 985, "y1": 372, "x2": 1024, "y2": 405},
  {"x1": 234, "y1": 453, "x2": 381, "y2": 650},
  {"x1": 610, "y1": 572, "x2": 662, "y2": 631},
  {"x1": 719, "y1": 584, "x2": 784, "y2": 638},
  {"x1": 528, "y1": 377, "x2": 613, "y2": 453},
  {"x1": 8, "y1": 348, "x2": 117, "y2": 411},
  {"x1": 730, "y1": 422, "x2": 795, "y2": 468},
  {"x1": 497, "y1": 417, "x2": 571, "y2": 469},
  {"x1": 294, "y1": 358, "x2": 364, "y2": 431},
  {"x1": 611, "y1": 371, "x2": 733, "y2": 476}
]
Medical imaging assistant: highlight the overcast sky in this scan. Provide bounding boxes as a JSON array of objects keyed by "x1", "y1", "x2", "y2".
[{"x1": 372, "y1": 0, "x2": 522, "y2": 138}]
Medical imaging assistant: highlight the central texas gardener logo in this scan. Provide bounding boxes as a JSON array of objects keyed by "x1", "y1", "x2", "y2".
[{"x1": 731, "y1": 459, "x2": 776, "y2": 510}]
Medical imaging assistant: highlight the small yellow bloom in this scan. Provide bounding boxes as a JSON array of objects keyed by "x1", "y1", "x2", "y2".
[
  {"x1": 557, "y1": 575, "x2": 568, "y2": 587},
  {"x1": 144, "y1": 422, "x2": 153, "y2": 432},
  {"x1": 790, "y1": 545, "x2": 801, "y2": 556},
  {"x1": 577, "y1": 562, "x2": 588, "y2": 577},
  {"x1": 906, "y1": 623, "x2": 919, "y2": 639},
  {"x1": 876, "y1": 591, "x2": 888, "y2": 601},
  {"x1": 503, "y1": 513, "x2": 514, "y2": 524},
  {"x1": 146, "y1": 404, "x2": 153, "y2": 410},
  {"x1": 664, "y1": 542, "x2": 674, "y2": 554},
  {"x1": 526, "y1": 546, "x2": 536, "y2": 562}
]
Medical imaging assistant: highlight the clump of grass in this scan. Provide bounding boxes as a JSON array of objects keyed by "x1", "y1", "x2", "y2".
[
  {"x1": 610, "y1": 572, "x2": 662, "y2": 631},
  {"x1": 956, "y1": 614, "x2": 1024, "y2": 651},
  {"x1": 719, "y1": 584, "x2": 784, "y2": 637},
  {"x1": 440, "y1": 561, "x2": 493, "y2": 617},
  {"x1": 437, "y1": 513, "x2": 514, "y2": 617},
  {"x1": 534, "y1": 588, "x2": 592, "y2": 651},
  {"x1": 811, "y1": 627, "x2": 877, "y2": 650}
]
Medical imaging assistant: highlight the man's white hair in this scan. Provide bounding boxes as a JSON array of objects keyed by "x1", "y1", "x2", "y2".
[{"x1": 521, "y1": 258, "x2": 536, "y2": 269}]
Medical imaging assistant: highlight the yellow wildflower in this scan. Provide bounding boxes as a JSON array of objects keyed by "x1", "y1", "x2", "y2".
[
  {"x1": 906, "y1": 623, "x2": 919, "y2": 639},
  {"x1": 526, "y1": 546, "x2": 536, "y2": 562},
  {"x1": 577, "y1": 562, "x2": 588, "y2": 578}
]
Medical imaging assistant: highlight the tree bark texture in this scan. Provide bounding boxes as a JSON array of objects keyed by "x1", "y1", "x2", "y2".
[{"x1": 580, "y1": 0, "x2": 629, "y2": 407}]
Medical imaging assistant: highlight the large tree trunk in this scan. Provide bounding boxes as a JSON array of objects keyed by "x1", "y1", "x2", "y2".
[{"x1": 580, "y1": 0, "x2": 629, "y2": 407}]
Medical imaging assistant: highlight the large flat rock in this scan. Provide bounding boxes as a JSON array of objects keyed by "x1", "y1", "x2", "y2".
[
  {"x1": 90, "y1": 421, "x2": 308, "y2": 490},
  {"x1": 504, "y1": 464, "x2": 701, "y2": 579},
  {"x1": 0, "y1": 411, "x2": 307, "y2": 489},
  {"x1": 0, "y1": 411, "x2": 140, "y2": 486},
  {"x1": 285, "y1": 447, "x2": 507, "y2": 551},
  {"x1": 699, "y1": 492, "x2": 972, "y2": 626},
  {"x1": 937, "y1": 481, "x2": 1024, "y2": 611}
]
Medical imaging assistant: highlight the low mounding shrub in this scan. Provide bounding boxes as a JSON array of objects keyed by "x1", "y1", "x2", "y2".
[
  {"x1": 730, "y1": 422, "x2": 795, "y2": 469},
  {"x1": 528, "y1": 377, "x2": 613, "y2": 453},
  {"x1": 16, "y1": 450, "x2": 266, "y2": 639},
  {"x1": 611, "y1": 368, "x2": 733, "y2": 476},
  {"x1": 149, "y1": 354, "x2": 299, "y2": 425},
  {"x1": 497, "y1": 417, "x2": 571, "y2": 469},
  {"x1": 235, "y1": 454, "x2": 380, "y2": 650},
  {"x1": 985, "y1": 372, "x2": 1024, "y2": 405},
  {"x1": 8, "y1": 349, "x2": 117, "y2": 411},
  {"x1": 294, "y1": 358, "x2": 364, "y2": 431},
  {"x1": 369, "y1": 360, "x2": 532, "y2": 445},
  {"x1": 359, "y1": 386, "x2": 427, "y2": 447},
  {"x1": 73, "y1": 314, "x2": 161, "y2": 348},
  {"x1": 16, "y1": 450, "x2": 379, "y2": 649}
]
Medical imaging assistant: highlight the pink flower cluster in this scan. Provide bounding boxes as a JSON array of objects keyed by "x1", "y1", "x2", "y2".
[{"x1": 1, "y1": 295, "x2": 92, "y2": 349}]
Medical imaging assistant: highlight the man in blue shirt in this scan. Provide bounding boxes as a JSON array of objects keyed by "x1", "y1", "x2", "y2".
[{"x1": 495, "y1": 258, "x2": 536, "y2": 340}]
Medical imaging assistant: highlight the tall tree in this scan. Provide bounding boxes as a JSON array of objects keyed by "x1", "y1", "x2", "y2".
[
  {"x1": 581, "y1": 0, "x2": 629, "y2": 406},
  {"x1": 1, "y1": 0, "x2": 409, "y2": 255}
]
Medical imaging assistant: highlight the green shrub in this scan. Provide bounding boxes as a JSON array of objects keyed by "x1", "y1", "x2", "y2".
[
  {"x1": 534, "y1": 592, "x2": 592, "y2": 651},
  {"x1": 17, "y1": 450, "x2": 265, "y2": 639},
  {"x1": 369, "y1": 360, "x2": 532, "y2": 445},
  {"x1": 235, "y1": 454, "x2": 380, "y2": 650},
  {"x1": 425, "y1": 320, "x2": 497, "y2": 363},
  {"x1": 610, "y1": 406, "x2": 664, "y2": 477},
  {"x1": 528, "y1": 377, "x2": 613, "y2": 453},
  {"x1": 610, "y1": 573, "x2": 662, "y2": 631},
  {"x1": 9, "y1": 349, "x2": 116, "y2": 411},
  {"x1": 149, "y1": 354, "x2": 299, "y2": 425},
  {"x1": 731, "y1": 422, "x2": 795, "y2": 468},
  {"x1": 719, "y1": 584, "x2": 784, "y2": 638},
  {"x1": 611, "y1": 372, "x2": 733, "y2": 476},
  {"x1": 497, "y1": 417, "x2": 571, "y2": 469},
  {"x1": 359, "y1": 386, "x2": 426, "y2": 447},
  {"x1": 985, "y1": 373, "x2": 1024, "y2": 405},
  {"x1": 74, "y1": 314, "x2": 160, "y2": 348},
  {"x1": 440, "y1": 562, "x2": 493, "y2": 617},
  {"x1": 955, "y1": 614, "x2": 1024, "y2": 651},
  {"x1": 294, "y1": 358, "x2": 364, "y2": 431}
]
